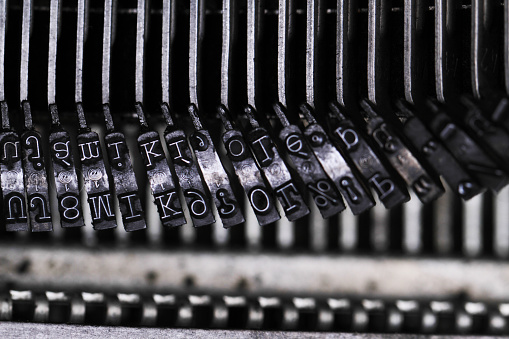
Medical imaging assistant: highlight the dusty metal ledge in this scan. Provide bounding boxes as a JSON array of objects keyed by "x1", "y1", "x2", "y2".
[{"x1": 0, "y1": 246, "x2": 506, "y2": 300}]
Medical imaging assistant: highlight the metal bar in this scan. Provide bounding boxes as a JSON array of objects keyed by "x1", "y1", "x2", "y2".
[
  {"x1": 75, "y1": 0, "x2": 85, "y2": 103},
  {"x1": 20, "y1": 0, "x2": 31, "y2": 103},
  {"x1": 367, "y1": 0, "x2": 385, "y2": 105},
  {"x1": 246, "y1": 0, "x2": 259, "y2": 109},
  {"x1": 305, "y1": 0, "x2": 319, "y2": 107},
  {"x1": 161, "y1": 0, "x2": 170, "y2": 105},
  {"x1": 471, "y1": 0, "x2": 500, "y2": 99},
  {"x1": 277, "y1": 0, "x2": 289, "y2": 107},
  {"x1": 336, "y1": 0, "x2": 356, "y2": 107},
  {"x1": 220, "y1": 0, "x2": 231, "y2": 108},
  {"x1": 506, "y1": 0, "x2": 509, "y2": 96},
  {"x1": 135, "y1": 0, "x2": 146, "y2": 103},
  {"x1": 102, "y1": 0, "x2": 113, "y2": 105},
  {"x1": 189, "y1": 0, "x2": 201, "y2": 108},
  {"x1": 403, "y1": 0, "x2": 425, "y2": 104},
  {"x1": 47, "y1": 0, "x2": 59, "y2": 106},
  {"x1": 0, "y1": 0, "x2": 6, "y2": 102}
]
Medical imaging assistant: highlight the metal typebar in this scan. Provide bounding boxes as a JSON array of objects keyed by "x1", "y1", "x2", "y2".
[
  {"x1": 335, "y1": 0, "x2": 357, "y2": 108},
  {"x1": 102, "y1": 0, "x2": 114, "y2": 106},
  {"x1": 135, "y1": 0, "x2": 185, "y2": 228},
  {"x1": 301, "y1": 0, "x2": 374, "y2": 215},
  {"x1": 47, "y1": 0, "x2": 59, "y2": 106},
  {"x1": 0, "y1": 0, "x2": 28, "y2": 232},
  {"x1": 75, "y1": 0, "x2": 117, "y2": 230},
  {"x1": 189, "y1": 0, "x2": 202, "y2": 109},
  {"x1": 19, "y1": 0, "x2": 53, "y2": 232},
  {"x1": 246, "y1": 0, "x2": 259, "y2": 109},
  {"x1": 187, "y1": 0, "x2": 244, "y2": 228},
  {"x1": 47, "y1": 0, "x2": 84, "y2": 228},
  {"x1": 0, "y1": 0, "x2": 5, "y2": 101},
  {"x1": 101, "y1": 0, "x2": 146, "y2": 231},
  {"x1": 217, "y1": 0, "x2": 280, "y2": 225},
  {"x1": 277, "y1": 0, "x2": 290, "y2": 107},
  {"x1": 19, "y1": 0, "x2": 31, "y2": 104},
  {"x1": 161, "y1": 0, "x2": 215, "y2": 227},
  {"x1": 244, "y1": 0, "x2": 308, "y2": 222}
]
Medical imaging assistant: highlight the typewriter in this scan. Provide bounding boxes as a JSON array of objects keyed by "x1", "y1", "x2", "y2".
[{"x1": 0, "y1": 0, "x2": 508, "y2": 337}]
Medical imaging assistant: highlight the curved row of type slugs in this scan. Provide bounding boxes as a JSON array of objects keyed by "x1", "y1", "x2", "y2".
[{"x1": 1, "y1": 92, "x2": 509, "y2": 232}]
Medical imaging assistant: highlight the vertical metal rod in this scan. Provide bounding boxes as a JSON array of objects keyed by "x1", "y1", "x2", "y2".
[
  {"x1": 305, "y1": 0, "x2": 319, "y2": 108},
  {"x1": 220, "y1": 0, "x2": 231, "y2": 108},
  {"x1": 367, "y1": 0, "x2": 380, "y2": 104},
  {"x1": 189, "y1": 0, "x2": 201, "y2": 108},
  {"x1": 505, "y1": 0, "x2": 509, "y2": 96},
  {"x1": 48, "y1": 0, "x2": 59, "y2": 106},
  {"x1": 161, "y1": 0, "x2": 170, "y2": 105},
  {"x1": 336, "y1": 0, "x2": 352, "y2": 106},
  {"x1": 435, "y1": 0, "x2": 445, "y2": 103},
  {"x1": 135, "y1": 0, "x2": 146, "y2": 104},
  {"x1": 277, "y1": 0, "x2": 289, "y2": 107},
  {"x1": 0, "y1": 0, "x2": 6, "y2": 102},
  {"x1": 471, "y1": 0, "x2": 482, "y2": 99},
  {"x1": 76, "y1": 0, "x2": 85, "y2": 103},
  {"x1": 20, "y1": 0, "x2": 31, "y2": 103},
  {"x1": 403, "y1": 0, "x2": 424, "y2": 104},
  {"x1": 102, "y1": 0, "x2": 113, "y2": 105},
  {"x1": 246, "y1": 0, "x2": 258, "y2": 109}
]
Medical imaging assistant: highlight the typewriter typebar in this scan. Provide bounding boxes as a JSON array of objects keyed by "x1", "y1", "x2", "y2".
[{"x1": 1, "y1": 0, "x2": 509, "y2": 337}]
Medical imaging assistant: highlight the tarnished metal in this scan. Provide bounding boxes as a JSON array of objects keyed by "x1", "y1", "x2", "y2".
[
  {"x1": 0, "y1": 0, "x2": 5, "y2": 102},
  {"x1": 187, "y1": 0, "x2": 243, "y2": 228},
  {"x1": 400, "y1": 0, "x2": 482, "y2": 200},
  {"x1": 76, "y1": 105, "x2": 117, "y2": 230},
  {"x1": 435, "y1": 0, "x2": 461, "y2": 103},
  {"x1": 245, "y1": 107, "x2": 309, "y2": 221},
  {"x1": 396, "y1": 101, "x2": 483, "y2": 200},
  {"x1": 244, "y1": 0, "x2": 308, "y2": 221},
  {"x1": 301, "y1": 104, "x2": 374, "y2": 215},
  {"x1": 277, "y1": 0, "x2": 291, "y2": 108},
  {"x1": 219, "y1": 106, "x2": 280, "y2": 226},
  {"x1": 134, "y1": 0, "x2": 184, "y2": 228},
  {"x1": 137, "y1": 104, "x2": 185, "y2": 228},
  {"x1": 21, "y1": 102, "x2": 52, "y2": 232},
  {"x1": 0, "y1": 2, "x2": 27, "y2": 231},
  {"x1": 218, "y1": 0, "x2": 278, "y2": 226},
  {"x1": 48, "y1": 0, "x2": 84, "y2": 228},
  {"x1": 0, "y1": 102, "x2": 27, "y2": 231},
  {"x1": 101, "y1": 0, "x2": 145, "y2": 231},
  {"x1": 359, "y1": 100, "x2": 444, "y2": 204},
  {"x1": 188, "y1": 105, "x2": 244, "y2": 228},
  {"x1": 163, "y1": 105, "x2": 215, "y2": 227},
  {"x1": 329, "y1": 102, "x2": 409, "y2": 209},
  {"x1": 73, "y1": 0, "x2": 116, "y2": 231},
  {"x1": 457, "y1": 96, "x2": 509, "y2": 172},
  {"x1": 18, "y1": 1, "x2": 52, "y2": 232},
  {"x1": 425, "y1": 99, "x2": 508, "y2": 192},
  {"x1": 336, "y1": 0, "x2": 357, "y2": 108},
  {"x1": 48, "y1": 106, "x2": 84, "y2": 228},
  {"x1": 160, "y1": 1, "x2": 213, "y2": 227},
  {"x1": 275, "y1": 103, "x2": 345, "y2": 219}
]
